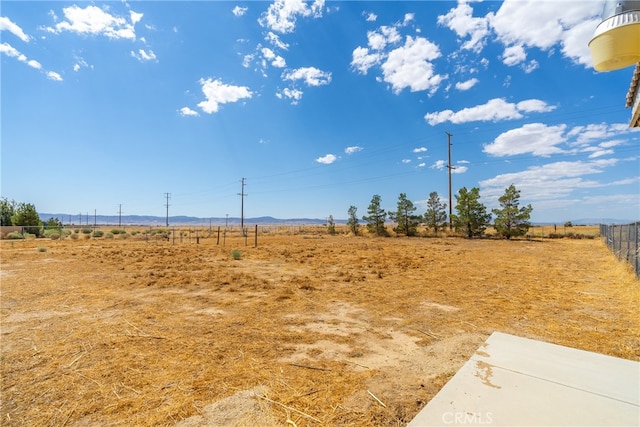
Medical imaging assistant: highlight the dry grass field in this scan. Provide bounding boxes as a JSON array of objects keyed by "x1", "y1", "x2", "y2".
[{"x1": 1, "y1": 229, "x2": 638, "y2": 426}]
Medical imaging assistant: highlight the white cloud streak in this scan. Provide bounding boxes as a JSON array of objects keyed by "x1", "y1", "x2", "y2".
[
  {"x1": 0, "y1": 16, "x2": 31, "y2": 42},
  {"x1": 425, "y1": 98, "x2": 556, "y2": 125}
]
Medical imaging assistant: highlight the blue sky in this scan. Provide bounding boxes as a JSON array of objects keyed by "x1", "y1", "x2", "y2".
[{"x1": 1, "y1": 1, "x2": 639, "y2": 223}]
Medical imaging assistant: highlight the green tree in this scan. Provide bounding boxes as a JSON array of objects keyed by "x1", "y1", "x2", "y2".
[
  {"x1": 452, "y1": 187, "x2": 491, "y2": 238},
  {"x1": 327, "y1": 215, "x2": 336, "y2": 235},
  {"x1": 44, "y1": 217, "x2": 63, "y2": 230},
  {"x1": 1, "y1": 198, "x2": 16, "y2": 226},
  {"x1": 347, "y1": 206, "x2": 360, "y2": 236},
  {"x1": 492, "y1": 184, "x2": 533, "y2": 239},
  {"x1": 12, "y1": 203, "x2": 42, "y2": 236},
  {"x1": 389, "y1": 193, "x2": 420, "y2": 236},
  {"x1": 424, "y1": 191, "x2": 447, "y2": 234},
  {"x1": 363, "y1": 194, "x2": 387, "y2": 236}
]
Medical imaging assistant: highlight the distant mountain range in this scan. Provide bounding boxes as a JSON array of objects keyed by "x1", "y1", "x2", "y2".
[
  {"x1": 38, "y1": 213, "x2": 634, "y2": 227},
  {"x1": 39, "y1": 213, "x2": 340, "y2": 226}
]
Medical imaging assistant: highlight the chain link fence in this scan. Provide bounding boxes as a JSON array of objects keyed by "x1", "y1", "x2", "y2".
[{"x1": 600, "y1": 222, "x2": 639, "y2": 279}]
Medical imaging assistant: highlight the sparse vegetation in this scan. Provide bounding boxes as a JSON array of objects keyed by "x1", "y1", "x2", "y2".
[
  {"x1": 6, "y1": 231, "x2": 24, "y2": 240},
  {"x1": 93, "y1": 230, "x2": 104, "y2": 238},
  {"x1": 231, "y1": 249, "x2": 242, "y2": 260}
]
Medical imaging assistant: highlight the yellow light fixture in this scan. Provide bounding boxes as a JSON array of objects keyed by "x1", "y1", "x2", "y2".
[{"x1": 589, "y1": 0, "x2": 640, "y2": 71}]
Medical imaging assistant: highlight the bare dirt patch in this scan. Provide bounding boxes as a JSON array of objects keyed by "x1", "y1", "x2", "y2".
[{"x1": 1, "y1": 234, "x2": 638, "y2": 426}]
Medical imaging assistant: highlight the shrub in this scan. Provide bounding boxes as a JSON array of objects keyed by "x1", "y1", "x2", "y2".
[
  {"x1": 81, "y1": 228, "x2": 92, "y2": 234},
  {"x1": 44, "y1": 229, "x2": 59, "y2": 238},
  {"x1": 37, "y1": 247, "x2": 47, "y2": 252},
  {"x1": 49, "y1": 233, "x2": 60, "y2": 240},
  {"x1": 231, "y1": 249, "x2": 242, "y2": 260},
  {"x1": 105, "y1": 233, "x2": 114, "y2": 239},
  {"x1": 61, "y1": 229, "x2": 72, "y2": 238},
  {"x1": 93, "y1": 230, "x2": 104, "y2": 238},
  {"x1": 70, "y1": 233, "x2": 79, "y2": 240},
  {"x1": 6, "y1": 231, "x2": 24, "y2": 240},
  {"x1": 111, "y1": 229, "x2": 125, "y2": 235},
  {"x1": 74, "y1": 229, "x2": 80, "y2": 234}
]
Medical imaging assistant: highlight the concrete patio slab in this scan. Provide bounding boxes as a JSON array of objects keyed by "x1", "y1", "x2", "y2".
[{"x1": 408, "y1": 332, "x2": 640, "y2": 426}]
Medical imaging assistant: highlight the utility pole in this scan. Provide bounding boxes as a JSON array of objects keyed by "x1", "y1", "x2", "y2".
[
  {"x1": 238, "y1": 178, "x2": 247, "y2": 234},
  {"x1": 446, "y1": 132, "x2": 455, "y2": 230},
  {"x1": 94, "y1": 209, "x2": 97, "y2": 227},
  {"x1": 118, "y1": 204, "x2": 122, "y2": 228},
  {"x1": 164, "y1": 193, "x2": 171, "y2": 227}
]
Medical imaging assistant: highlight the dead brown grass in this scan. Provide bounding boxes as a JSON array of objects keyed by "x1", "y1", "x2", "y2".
[{"x1": 1, "y1": 233, "x2": 638, "y2": 426}]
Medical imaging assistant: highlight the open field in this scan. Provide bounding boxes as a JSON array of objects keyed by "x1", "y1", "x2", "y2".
[{"x1": 1, "y1": 233, "x2": 638, "y2": 426}]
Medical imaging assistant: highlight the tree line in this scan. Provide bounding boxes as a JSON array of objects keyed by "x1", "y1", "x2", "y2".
[
  {"x1": 0, "y1": 198, "x2": 61, "y2": 237},
  {"x1": 338, "y1": 184, "x2": 532, "y2": 239}
]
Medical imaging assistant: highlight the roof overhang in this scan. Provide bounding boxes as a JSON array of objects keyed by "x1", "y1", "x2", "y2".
[{"x1": 627, "y1": 63, "x2": 640, "y2": 127}]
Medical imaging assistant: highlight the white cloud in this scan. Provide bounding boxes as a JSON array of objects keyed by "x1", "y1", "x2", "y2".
[
  {"x1": 381, "y1": 36, "x2": 443, "y2": 94},
  {"x1": 46, "y1": 71, "x2": 63, "y2": 81},
  {"x1": 431, "y1": 160, "x2": 446, "y2": 170},
  {"x1": 438, "y1": 1, "x2": 601, "y2": 68},
  {"x1": 73, "y1": 57, "x2": 90, "y2": 72},
  {"x1": 367, "y1": 26, "x2": 401, "y2": 51},
  {"x1": 0, "y1": 42, "x2": 21, "y2": 58},
  {"x1": 403, "y1": 13, "x2": 414, "y2": 26},
  {"x1": 452, "y1": 165, "x2": 468, "y2": 174},
  {"x1": 501, "y1": 44, "x2": 526, "y2": 66},
  {"x1": 261, "y1": 47, "x2": 286, "y2": 68},
  {"x1": 417, "y1": 162, "x2": 426, "y2": 168},
  {"x1": 350, "y1": 46, "x2": 382, "y2": 75},
  {"x1": 0, "y1": 16, "x2": 31, "y2": 42},
  {"x1": 455, "y1": 77, "x2": 478, "y2": 91},
  {"x1": 131, "y1": 48, "x2": 157, "y2": 62},
  {"x1": 489, "y1": 0, "x2": 601, "y2": 67},
  {"x1": 265, "y1": 31, "x2": 289, "y2": 50},
  {"x1": 365, "y1": 12, "x2": 377, "y2": 22},
  {"x1": 179, "y1": 107, "x2": 199, "y2": 117},
  {"x1": 437, "y1": 1, "x2": 489, "y2": 52},
  {"x1": 232, "y1": 6, "x2": 248, "y2": 17},
  {"x1": 130, "y1": 11, "x2": 144, "y2": 25},
  {"x1": 402, "y1": 159, "x2": 411, "y2": 164},
  {"x1": 276, "y1": 87, "x2": 304, "y2": 104},
  {"x1": 46, "y1": 5, "x2": 140, "y2": 40},
  {"x1": 196, "y1": 78, "x2": 253, "y2": 114},
  {"x1": 258, "y1": 0, "x2": 325, "y2": 34},
  {"x1": 0, "y1": 42, "x2": 61, "y2": 79},
  {"x1": 480, "y1": 159, "x2": 619, "y2": 202},
  {"x1": 345, "y1": 146, "x2": 363, "y2": 154},
  {"x1": 484, "y1": 123, "x2": 567, "y2": 157},
  {"x1": 316, "y1": 153, "x2": 337, "y2": 164},
  {"x1": 413, "y1": 147, "x2": 427, "y2": 153},
  {"x1": 282, "y1": 66, "x2": 331, "y2": 86},
  {"x1": 425, "y1": 98, "x2": 556, "y2": 125},
  {"x1": 27, "y1": 59, "x2": 41, "y2": 69}
]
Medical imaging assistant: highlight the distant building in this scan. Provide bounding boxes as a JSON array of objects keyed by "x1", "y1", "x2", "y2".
[{"x1": 627, "y1": 63, "x2": 640, "y2": 127}]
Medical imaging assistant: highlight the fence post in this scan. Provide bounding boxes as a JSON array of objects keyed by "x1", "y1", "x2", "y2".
[{"x1": 254, "y1": 224, "x2": 258, "y2": 248}]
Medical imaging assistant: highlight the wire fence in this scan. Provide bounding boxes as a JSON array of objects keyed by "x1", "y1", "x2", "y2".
[{"x1": 600, "y1": 222, "x2": 640, "y2": 279}]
